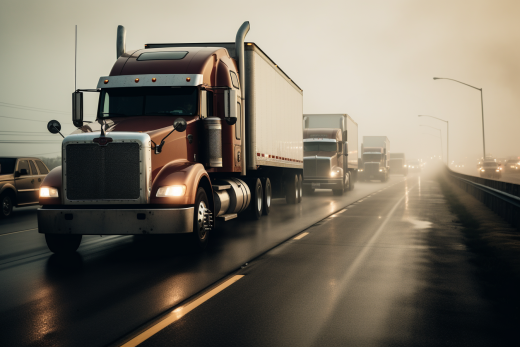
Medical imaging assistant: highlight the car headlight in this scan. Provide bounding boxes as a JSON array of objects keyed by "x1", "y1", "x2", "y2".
[
  {"x1": 156, "y1": 185, "x2": 186, "y2": 197},
  {"x1": 40, "y1": 187, "x2": 59, "y2": 198}
]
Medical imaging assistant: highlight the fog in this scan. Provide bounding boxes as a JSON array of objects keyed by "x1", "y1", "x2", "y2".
[{"x1": 1, "y1": 0, "x2": 519, "y2": 165}]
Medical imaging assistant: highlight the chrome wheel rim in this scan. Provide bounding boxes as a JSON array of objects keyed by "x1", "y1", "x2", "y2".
[
  {"x1": 257, "y1": 185, "x2": 262, "y2": 212},
  {"x1": 197, "y1": 201, "x2": 208, "y2": 240},
  {"x1": 266, "y1": 182, "x2": 271, "y2": 208}
]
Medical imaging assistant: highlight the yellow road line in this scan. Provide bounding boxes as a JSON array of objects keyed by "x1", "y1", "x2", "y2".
[
  {"x1": 293, "y1": 232, "x2": 309, "y2": 240},
  {"x1": 0, "y1": 228, "x2": 37, "y2": 237},
  {"x1": 121, "y1": 275, "x2": 244, "y2": 347}
]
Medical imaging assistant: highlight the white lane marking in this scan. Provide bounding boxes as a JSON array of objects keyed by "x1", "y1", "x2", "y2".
[
  {"x1": 0, "y1": 228, "x2": 37, "y2": 237},
  {"x1": 293, "y1": 232, "x2": 309, "y2": 240},
  {"x1": 358, "y1": 200, "x2": 364, "y2": 202},
  {"x1": 121, "y1": 275, "x2": 244, "y2": 347}
]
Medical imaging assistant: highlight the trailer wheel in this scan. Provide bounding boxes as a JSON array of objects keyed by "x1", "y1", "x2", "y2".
[
  {"x1": 297, "y1": 174, "x2": 303, "y2": 203},
  {"x1": 286, "y1": 174, "x2": 298, "y2": 204},
  {"x1": 250, "y1": 178, "x2": 263, "y2": 219},
  {"x1": 192, "y1": 187, "x2": 212, "y2": 249},
  {"x1": 45, "y1": 234, "x2": 82, "y2": 254},
  {"x1": 0, "y1": 192, "x2": 14, "y2": 219},
  {"x1": 261, "y1": 177, "x2": 271, "y2": 216}
]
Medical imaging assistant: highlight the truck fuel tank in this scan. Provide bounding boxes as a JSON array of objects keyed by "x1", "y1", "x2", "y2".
[{"x1": 213, "y1": 178, "x2": 251, "y2": 217}]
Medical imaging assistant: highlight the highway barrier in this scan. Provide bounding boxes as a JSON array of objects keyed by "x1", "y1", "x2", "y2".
[{"x1": 447, "y1": 168, "x2": 520, "y2": 229}]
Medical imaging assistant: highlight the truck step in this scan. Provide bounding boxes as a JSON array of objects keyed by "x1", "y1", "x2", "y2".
[
  {"x1": 213, "y1": 185, "x2": 231, "y2": 191},
  {"x1": 217, "y1": 213, "x2": 238, "y2": 221}
]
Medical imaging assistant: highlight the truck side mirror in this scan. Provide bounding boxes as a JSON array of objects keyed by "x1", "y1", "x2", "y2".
[
  {"x1": 224, "y1": 88, "x2": 238, "y2": 125},
  {"x1": 173, "y1": 118, "x2": 187, "y2": 132},
  {"x1": 72, "y1": 91, "x2": 83, "y2": 127}
]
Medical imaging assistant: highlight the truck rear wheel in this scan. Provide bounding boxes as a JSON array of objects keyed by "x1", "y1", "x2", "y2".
[
  {"x1": 250, "y1": 178, "x2": 263, "y2": 219},
  {"x1": 297, "y1": 174, "x2": 303, "y2": 203},
  {"x1": 192, "y1": 187, "x2": 212, "y2": 249},
  {"x1": 1, "y1": 192, "x2": 14, "y2": 219},
  {"x1": 45, "y1": 234, "x2": 82, "y2": 254},
  {"x1": 286, "y1": 174, "x2": 298, "y2": 204},
  {"x1": 261, "y1": 177, "x2": 271, "y2": 215}
]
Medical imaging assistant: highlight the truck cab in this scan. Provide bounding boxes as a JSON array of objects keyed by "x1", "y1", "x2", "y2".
[
  {"x1": 359, "y1": 148, "x2": 389, "y2": 182},
  {"x1": 303, "y1": 128, "x2": 349, "y2": 195}
]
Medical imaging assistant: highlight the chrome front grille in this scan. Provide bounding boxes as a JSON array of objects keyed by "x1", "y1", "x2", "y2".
[
  {"x1": 304, "y1": 157, "x2": 331, "y2": 178},
  {"x1": 364, "y1": 162, "x2": 380, "y2": 174},
  {"x1": 65, "y1": 143, "x2": 141, "y2": 200}
]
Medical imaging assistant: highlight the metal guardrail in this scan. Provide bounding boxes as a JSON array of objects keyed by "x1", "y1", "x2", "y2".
[{"x1": 447, "y1": 168, "x2": 520, "y2": 229}]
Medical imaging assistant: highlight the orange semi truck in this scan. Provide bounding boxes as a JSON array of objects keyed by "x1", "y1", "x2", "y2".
[{"x1": 38, "y1": 22, "x2": 304, "y2": 254}]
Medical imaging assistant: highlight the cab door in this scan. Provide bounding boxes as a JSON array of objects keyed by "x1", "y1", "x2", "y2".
[{"x1": 14, "y1": 159, "x2": 35, "y2": 205}]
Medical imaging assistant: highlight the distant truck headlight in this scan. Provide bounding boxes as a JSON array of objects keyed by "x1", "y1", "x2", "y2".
[
  {"x1": 157, "y1": 185, "x2": 186, "y2": 197},
  {"x1": 379, "y1": 169, "x2": 383, "y2": 172},
  {"x1": 40, "y1": 187, "x2": 59, "y2": 198},
  {"x1": 359, "y1": 169, "x2": 363, "y2": 172},
  {"x1": 481, "y1": 169, "x2": 485, "y2": 172},
  {"x1": 404, "y1": 165, "x2": 407, "y2": 167}
]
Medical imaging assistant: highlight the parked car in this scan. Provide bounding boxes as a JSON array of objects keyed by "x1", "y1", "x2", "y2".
[
  {"x1": 479, "y1": 160, "x2": 501, "y2": 179},
  {"x1": 0, "y1": 157, "x2": 49, "y2": 218}
]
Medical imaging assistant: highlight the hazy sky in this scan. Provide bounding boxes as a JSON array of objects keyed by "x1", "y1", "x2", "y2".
[{"x1": 1, "y1": 0, "x2": 519, "y2": 162}]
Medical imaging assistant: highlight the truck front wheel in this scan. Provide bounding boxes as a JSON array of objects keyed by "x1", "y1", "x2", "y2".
[
  {"x1": 261, "y1": 177, "x2": 271, "y2": 216},
  {"x1": 192, "y1": 187, "x2": 211, "y2": 249},
  {"x1": 45, "y1": 234, "x2": 82, "y2": 254}
]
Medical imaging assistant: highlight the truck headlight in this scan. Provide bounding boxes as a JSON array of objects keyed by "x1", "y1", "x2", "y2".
[
  {"x1": 156, "y1": 185, "x2": 186, "y2": 197},
  {"x1": 496, "y1": 169, "x2": 500, "y2": 172},
  {"x1": 359, "y1": 169, "x2": 363, "y2": 172},
  {"x1": 404, "y1": 165, "x2": 407, "y2": 167},
  {"x1": 379, "y1": 169, "x2": 382, "y2": 172},
  {"x1": 40, "y1": 187, "x2": 59, "y2": 198}
]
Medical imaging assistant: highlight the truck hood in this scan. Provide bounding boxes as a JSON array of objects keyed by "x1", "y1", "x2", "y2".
[
  {"x1": 0, "y1": 173, "x2": 14, "y2": 182},
  {"x1": 303, "y1": 151, "x2": 336, "y2": 159}
]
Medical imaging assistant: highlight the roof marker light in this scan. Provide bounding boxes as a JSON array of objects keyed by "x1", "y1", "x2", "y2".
[
  {"x1": 152, "y1": 78, "x2": 157, "y2": 82},
  {"x1": 135, "y1": 78, "x2": 140, "y2": 83},
  {"x1": 186, "y1": 77, "x2": 191, "y2": 82},
  {"x1": 247, "y1": 43, "x2": 252, "y2": 46},
  {"x1": 104, "y1": 79, "x2": 109, "y2": 84}
]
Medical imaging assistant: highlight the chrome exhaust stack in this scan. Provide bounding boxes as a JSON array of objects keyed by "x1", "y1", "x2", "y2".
[
  {"x1": 116, "y1": 25, "x2": 126, "y2": 59},
  {"x1": 235, "y1": 21, "x2": 250, "y2": 176}
]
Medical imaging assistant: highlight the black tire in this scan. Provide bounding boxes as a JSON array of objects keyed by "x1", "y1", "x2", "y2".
[
  {"x1": 45, "y1": 234, "x2": 82, "y2": 254},
  {"x1": 0, "y1": 192, "x2": 14, "y2": 219},
  {"x1": 333, "y1": 179, "x2": 344, "y2": 196},
  {"x1": 348, "y1": 172, "x2": 355, "y2": 191},
  {"x1": 192, "y1": 187, "x2": 211, "y2": 249},
  {"x1": 250, "y1": 178, "x2": 263, "y2": 220},
  {"x1": 297, "y1": 174, "x2": 303, "y2": 203},
  {"x1": 261, "y1": 177, "x2": 271, "y2": 216},
  {"x1": 286, "y1": 174, "x2": 298, "y2": 204}
]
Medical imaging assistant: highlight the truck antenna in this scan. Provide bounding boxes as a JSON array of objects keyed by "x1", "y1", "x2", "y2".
[{"x1": 75, "y1": 25, "x2": 77, "y2": 91}]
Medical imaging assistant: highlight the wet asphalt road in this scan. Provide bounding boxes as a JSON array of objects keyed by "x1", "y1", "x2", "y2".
[
  {"x1": 0, "y1": 176, "x2": 406, "y2": 347},
  {"x1": 141, "y1": 174, "x2": 507, "y2": 347}
]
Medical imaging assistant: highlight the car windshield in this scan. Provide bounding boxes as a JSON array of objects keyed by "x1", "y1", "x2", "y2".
[
  {"x1": 0, "y1": 158, "x2": 16, "y2": 174},
  {"x1": 98, "y1": 87, "x2": 198, "y2": 118},
  {"x1": 363, "y1": 154, "x2": 382, "y2": 162},
  {"x1": 304, "y1": 142, "x2": 337, "y2": 152}
]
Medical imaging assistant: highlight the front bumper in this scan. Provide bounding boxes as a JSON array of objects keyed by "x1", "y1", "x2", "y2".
[
  {"x1": 37, "y1": 207, "x2": 194, "y2": 235},
  {"x1": 303, "y1": 178, "x2": 343, "y2": 189}
]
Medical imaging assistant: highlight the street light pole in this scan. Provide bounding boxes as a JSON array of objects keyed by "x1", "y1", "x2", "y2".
[
  {"x1": 418, "y1": 115, "x2": 449, "y2": 164},
  {"x1": 433, "y1": 77, "x2": 485, "y2": 159}
]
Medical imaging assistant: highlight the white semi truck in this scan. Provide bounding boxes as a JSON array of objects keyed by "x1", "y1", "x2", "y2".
[{"x1": 359, "y1": 136, "x2": 390, "y2": 182}]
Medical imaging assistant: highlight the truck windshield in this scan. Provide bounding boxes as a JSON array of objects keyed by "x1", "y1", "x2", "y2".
[
  {"x1": 304, "y1": 142, "x2": 337, "y2": 152},
  {"x1": 363, "y1": 154, "x2": 382, "y2": 162},
  {"x1": 98, "y1": 87, "x2": 198, "y2": 118},
  {"x1": 0, "y1": 158, "x2": 16, "y2": 174}
]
